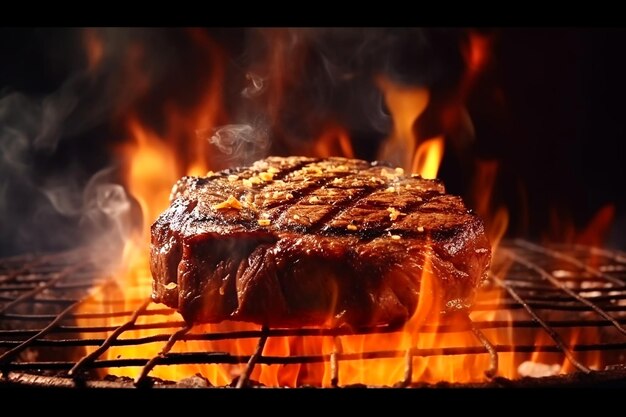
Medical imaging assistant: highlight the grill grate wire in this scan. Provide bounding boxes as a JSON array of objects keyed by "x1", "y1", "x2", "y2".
[{"x1": 1, "y1": 239, "x2": 626, "y2": 387}]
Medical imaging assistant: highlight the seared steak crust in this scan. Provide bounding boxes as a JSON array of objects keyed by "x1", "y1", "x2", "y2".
[{"x1": 150, "y1": 156, "x2": 491, "y2": 328}]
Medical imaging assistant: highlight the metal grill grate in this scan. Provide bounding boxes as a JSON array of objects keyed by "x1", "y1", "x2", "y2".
[{"x1": 2, "y1": 239, "x2": 626, "y2": 388}]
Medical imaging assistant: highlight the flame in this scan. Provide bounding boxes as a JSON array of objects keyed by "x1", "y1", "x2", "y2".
[
  {"x1": 377, "y1": 76, "x2": 430, "y2": 171},
  {"x1": 76, "y1": 33, "x2": 507, "y2": 386},
  {"x1": 527, "y1": 202, "x2": 615, "y2": 373},
  {"x1": 124, "y1": 118, "x2": 179, "y2": 219},
  {"x1": 76, "y1": 28, "x2": 227, "y2": 382},
  {"x1": 74, "y1": 29, "x2": 608, "y2": 387},
  {"x1": 412, "y1": 136, "x2": 444, "y2": 179},
  {"x1": 77, "y1": 115, "x2": 210, "y2": 382},
  {"x1": 546, "y1": 203, "x2": 616, "y2": 249},
  {"x1": 472, "y1": 160, "x2": 510, "y2": 251},
  {"x1": 311, "y1": 124, "x2": 354, "y2": 159},
  {"x1": 525, "y1": 319, "x2": 602, "y2": 377},
  {"x1": 462, "y1": 31, "x2": 493, "y2": 94}
]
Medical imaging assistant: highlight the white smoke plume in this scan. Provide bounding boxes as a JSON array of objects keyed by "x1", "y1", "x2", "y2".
[
  {"x1": 202, "y1": 123, "x2": 270, "y2": 165},
  {"x1": 241, "y1": 72, "x2": 266, "y2": 99}
]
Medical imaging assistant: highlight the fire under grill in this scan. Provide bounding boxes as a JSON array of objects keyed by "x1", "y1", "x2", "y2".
[{"x1": 2, "y1": 239, "x2": 626, "y2": 388}]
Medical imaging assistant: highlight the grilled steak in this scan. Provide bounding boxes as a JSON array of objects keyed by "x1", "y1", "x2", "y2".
[{"x1": 150, "y1": 156, "x2": 491, "y2": 328}]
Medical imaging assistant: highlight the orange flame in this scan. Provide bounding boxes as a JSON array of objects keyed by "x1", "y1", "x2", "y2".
[
  {"x1": 73, "y1": 29, "x2": 609, "y2": 387},
  {"x1": 412, "y1": 136, "x2": 445, "y2": 179},
  {"x1": 376, "y1": 76, "x2": 445, "y2": 179},
  {"x1": 463, "y1": 31, "x2": 493, "y2": 92},
  {"x1": 546, "y1": 203, "x2": 616, "y2": 250},
  {"x1": 78, "y1": 32, "x2": 506, "y2": 386},
  {"x1": 377, "y1": 77, "x2": 444, "y2": 176},
  {"x1": 311, "y1": 124, "x2": 354, "y2": 159},
  {"x1": 472, "y1": 160, "x2": 510, "y2": 251}
]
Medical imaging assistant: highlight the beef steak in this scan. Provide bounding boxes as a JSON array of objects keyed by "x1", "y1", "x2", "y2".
[{"x1": 150, "y1": 156, "x2": 491, "y2": 328}]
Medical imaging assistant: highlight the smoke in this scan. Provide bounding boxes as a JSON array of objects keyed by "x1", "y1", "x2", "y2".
[
  {"x1": 204, "y1": 123, "x2": 270, "y2": 164},
  {"x1": 0, "y1": 89, "x2": 82, "y2": 256},
  {"x1": 241, "y1": 72, "x2": 266, "y2": 99},
  {"x1": 226, "y1": 28, "x2": 468, "y2": 159},
  {"x1": 0, "y1": 28, "x2": 173, "y2": 258},
  {"x1": 42, "y1": 183, "x2": 84, "y2": 217},
  {"x1": 81, "y1": 168, "x2": 141, "y2": 268}
]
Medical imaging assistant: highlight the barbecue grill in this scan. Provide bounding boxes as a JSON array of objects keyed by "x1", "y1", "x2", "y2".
[{"x1": 2, "y1": 239, "x2": 626, "y2": 388}]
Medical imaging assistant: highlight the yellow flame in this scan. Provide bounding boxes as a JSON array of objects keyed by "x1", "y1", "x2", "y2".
[
  {"x1": 124, "y1": 118, "x2": 180, "y2": 223},
  {"x1": 377, "y1": 77, "x2": 430, "y2": 171},
  {"x1": 412, "y1": 136, "x2": 445, "y2": 179},
  {"x1": 377, "y1": 76, "x2": 444, "y2": 179}
]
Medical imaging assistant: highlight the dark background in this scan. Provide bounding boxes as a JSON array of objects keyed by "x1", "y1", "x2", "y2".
[
  {"x1": 472, "y1": 28, "x2": 626, "y2": 247},
  {"x1": 0, "y1": 28, "x2": 625, "y2": 256}
]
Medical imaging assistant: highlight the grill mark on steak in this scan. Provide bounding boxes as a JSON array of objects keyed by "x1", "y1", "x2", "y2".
[
  {"x1": 255, "y1": 159, "x2": 361, "y2": 227},
  {"x1": 316, "y1": 180, "x2": 444, "y2": 239},
  {"x1": 263, "y1": 174, "x2": 349, "y2": 220},
  {"x1": 272, "y1": 158, "x2": 321, "y2": 181},
  {"x1": 309, "y1": 182, "x2": 390, "y2": 234}
]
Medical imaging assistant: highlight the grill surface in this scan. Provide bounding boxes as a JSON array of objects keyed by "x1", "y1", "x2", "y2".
[{"x1": 1, "y1": 239, "x2": 626, "y2": 388}]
